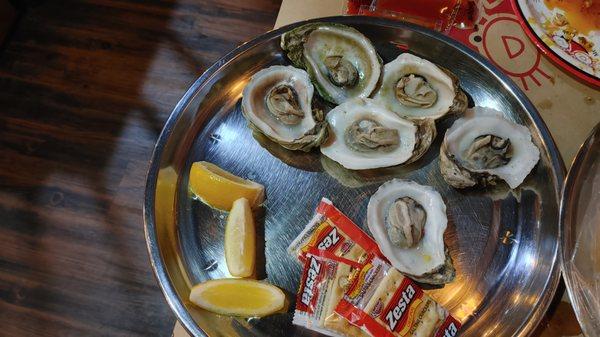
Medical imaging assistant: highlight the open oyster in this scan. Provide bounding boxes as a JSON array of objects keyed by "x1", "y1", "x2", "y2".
[
  {"x1": 241, "y1": 65, "x2": 328, "y2": 151},
  {"x1": 281, "y1": 23, "x2": 382, "y2": 105},
  {"x1": 320, "y1": 98, "x2": 436, "y2": 170},
  {"x1": 373, "y1": 53, "x2": 467, "y2": 120},
  {"x1": 367, "y1": 179, "x2": 455, "y2": 285},
  {"x1": 440, "y1": 107, "x2": 540, "y2": 189}
]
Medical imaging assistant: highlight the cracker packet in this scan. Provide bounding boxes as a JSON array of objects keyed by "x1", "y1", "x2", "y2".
[
  {"x1": 335, "y1": 257, "x2": 461, "y2": 337},
  {"x1": 288, "y1": 198, "x2": 383, "y2": 264},
  {"x1": 293, "y1": 247, "x2": 372, "y2": 337}
]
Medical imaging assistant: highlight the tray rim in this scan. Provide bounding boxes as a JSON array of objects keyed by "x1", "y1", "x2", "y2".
[{"x1": 143, "y1": 15, "x2": 566, "y2": 337}]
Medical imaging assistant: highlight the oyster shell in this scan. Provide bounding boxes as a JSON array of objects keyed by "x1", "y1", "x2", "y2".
[
  {"x1": 320, "y1": 98, "x2": 436, "y2": 170},
  {"x1": 241, "y1": 65, "x2": 328, "y2": 151},
  {"x1": 440, "y1": 107, "x2": 540, "y2": 189},
  {"x1": 367, "y1": 179, "x2": 455, "y2": 285},
  {"x1": 281, "y1": 23, "x2": 382, "y2": 105},
  {"x1": 373, "y1": 53, "x2": 467, "y2": 120}
]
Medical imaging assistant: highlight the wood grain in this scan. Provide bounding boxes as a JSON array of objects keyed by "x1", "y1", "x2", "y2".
[
  {"x1": 0, "y1": 1, "x2": 280, "y2": 336},
  {"x1": 0, "y1": 1, "x2": 17, "y2": 47}
]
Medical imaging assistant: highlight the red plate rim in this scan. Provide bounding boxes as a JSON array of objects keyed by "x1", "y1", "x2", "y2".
[{"x1": 510, "y1": 0, "x2": 600, "y2": 88}]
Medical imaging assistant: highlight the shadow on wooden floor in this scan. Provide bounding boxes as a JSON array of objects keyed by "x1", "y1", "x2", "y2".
[{"x1": 0, "y1": 0, "x2": 280, "y2": 336}]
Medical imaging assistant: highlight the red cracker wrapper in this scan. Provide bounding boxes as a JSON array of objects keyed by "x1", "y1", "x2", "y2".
[
  {"x1": 293, "y1": 248, "x2": 370, "y2": 337},
  {"x1": 288, "y1": 198, "x2": 384, "y2": 264},
  {"x1": 335, "y1": 258, "x2": 461, "y2": 337}
]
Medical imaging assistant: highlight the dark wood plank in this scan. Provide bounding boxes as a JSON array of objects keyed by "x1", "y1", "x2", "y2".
[
  {"x1": 0, "y1": 1, "x2": 17, "y2": 47},
  {"x1": 0, "y1": 1, "x2": 280, "y2": 336}
]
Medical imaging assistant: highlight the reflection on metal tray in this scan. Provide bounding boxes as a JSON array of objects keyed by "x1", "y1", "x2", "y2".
[{"x1": 144, "y1": 16, "x2": 564, "y2": 337}]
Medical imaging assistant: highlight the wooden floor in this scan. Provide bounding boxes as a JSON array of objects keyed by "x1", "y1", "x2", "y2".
[{"x1": 0, "y1": 1, "x2": 280, "y2": 336}]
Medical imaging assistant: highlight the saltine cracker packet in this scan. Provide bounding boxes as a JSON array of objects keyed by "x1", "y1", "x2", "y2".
[
  {"x1": 335, "y1": 258, "x2": 461, "y2": 337},
  {"x1": 288, "y1": 198, "x2": 383, "y2": 264},
  {"x1": 293, "y1": 248, "x2": 370, "y2": 337}
]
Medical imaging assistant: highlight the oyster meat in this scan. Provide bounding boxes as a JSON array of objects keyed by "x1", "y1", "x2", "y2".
[
  {"x1": 241, "y1": 65, "x2": 328, "y2": 151},
  {"x1": 281, "y1": 23, "x2": 382, "y2": 105},
  {"x1": 367, "y1": 179, "x2": 455, "y2": 285},
  {"x1": 320, "y1": 98, "x2": 436, "y2": 170},
  {"x1": 373, "y1": 53, "x2": 467, "y2": 120},
  {"x1": 440, "y1": 106, "x2": 540, "y2": 189}
]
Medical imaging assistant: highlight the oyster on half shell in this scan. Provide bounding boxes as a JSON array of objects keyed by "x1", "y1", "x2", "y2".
[
  {"x1": 367, "y1": 179, "x2": 455, "y2": 285},
  {"x1": 241, "y1": 65, "x2": 328, "y2": 151},
  {"x1": 281, "y1": 23, "x2": 382, "y2": 105},
  {"x1": 440, "y1": 107, "x2": 540, "y2": 189},
  {"x1": 320, "y1": 98, "x2": 436, "y2": 170},
  {"x1": 373, "y1": 53, "x2": 467, "y2": 120}
]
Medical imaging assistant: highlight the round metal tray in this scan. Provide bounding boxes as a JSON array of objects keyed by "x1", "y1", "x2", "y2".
[
  {"x1": 561, "y1": 122, "x2": 600, "y2": 337},
  {"x1": 144, "y1": 16, "x2": 564, "y2": 337}
]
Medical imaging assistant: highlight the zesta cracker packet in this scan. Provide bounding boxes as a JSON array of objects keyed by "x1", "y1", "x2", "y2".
[
  {"x1": 293, "y1": 248, "x2": 371, "y2": 337},
  {"x1": 288, "y1": 198, "x2": 383, "y2": 264},
  {"x1": 335, "y1": 257, "x2": 461, "y2": 337}
]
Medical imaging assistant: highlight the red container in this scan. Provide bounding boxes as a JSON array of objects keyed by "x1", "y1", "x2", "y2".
[{"x1": 346, "y1": 0, "x2": 478, "y2": 33}]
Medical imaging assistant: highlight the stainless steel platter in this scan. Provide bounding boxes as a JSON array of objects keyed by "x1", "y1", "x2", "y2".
[
  {"x1": 561, "y1": 122, "x2": 600, "y2": 337},
  {"x1": 144, "y1": 16, "x2": 564, "y2": 337}
]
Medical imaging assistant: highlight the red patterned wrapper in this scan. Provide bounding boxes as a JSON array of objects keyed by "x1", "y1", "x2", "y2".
[
  {"x1": 336, "y1": 258, "x2": 461, "y2": 337},
  {"x1": 288, "y1": 198, "x2": 384, "y2": 265},
  {"x1": 293, "y1": 248, "x2": 370, "y2": 337}
]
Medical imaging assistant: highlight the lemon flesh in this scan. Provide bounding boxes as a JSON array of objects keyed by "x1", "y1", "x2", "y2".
[
  {"x1": 189, "y1": 279, "x2": 285, "y2": 317},
  {"x1": 225, "y1": 198, "x2": 256, "y2": 277},
  {"x1": 188, "y1": 161, "x2": 265, "y2": 211}
]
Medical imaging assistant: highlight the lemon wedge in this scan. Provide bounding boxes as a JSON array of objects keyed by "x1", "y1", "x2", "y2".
[
  {"x1": 189, "y1": 161, "x2": 264, "y2": 211},
  {"x1": 225, "y1": 198, "x2": 256, "y2": 277},
  {"x1": 189, "y1": 279, "x2": 285, "y2": 317}
]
